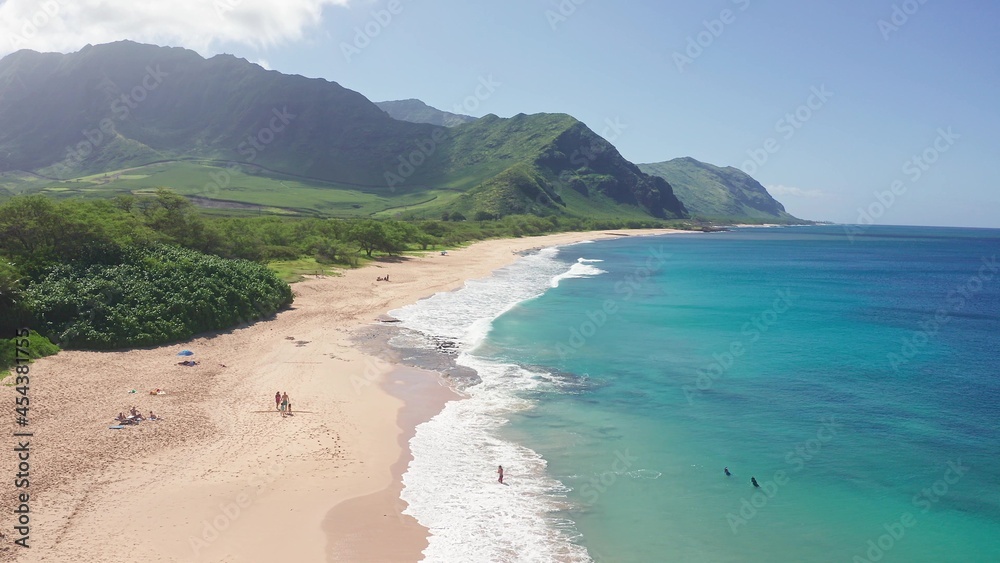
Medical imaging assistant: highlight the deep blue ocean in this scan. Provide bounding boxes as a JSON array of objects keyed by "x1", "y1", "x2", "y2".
[{"x1": 395, "y1": 225, "x2": 1000, "y2": 562}]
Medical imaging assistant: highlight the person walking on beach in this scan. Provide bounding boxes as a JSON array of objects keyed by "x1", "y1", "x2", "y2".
[
  {"x1": 275, "y1": 391, "x2": 281, "y2": 411},
  {"x1": 285, "y1": 392, "x2": 292, "y2": 415},
  {"x1": 497, "y1": 465, "x2": 504, "y2": 484},
  {"x1": 281, "y1": 392, "x2": 290, "y2": 417}
]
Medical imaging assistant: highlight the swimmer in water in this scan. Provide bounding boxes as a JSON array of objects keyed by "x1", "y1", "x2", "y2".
[
  {"x1": 751, "y1": 476, "x2": 760, "y2": 488},
  {"x1": 725, "y1": 467, "x2": 732, "y2": 476}
]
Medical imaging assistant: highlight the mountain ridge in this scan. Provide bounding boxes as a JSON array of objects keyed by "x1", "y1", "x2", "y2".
[
  {"x1": 376, "y1": 99, "x2": 477, "y2": 127},
  {"x1": 0, "y1": 41, "x2": 686, "y2": 220},
  {"x1": 639, "y1": 157, "x2": 804, "y2": 223}
]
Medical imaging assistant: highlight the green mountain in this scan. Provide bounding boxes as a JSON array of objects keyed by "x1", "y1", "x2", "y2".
[
  {"x1": 638, "y1": 157, "x2": 803, "y2": 223},
  {"x1": 376, "y1": 99, "x2": 477, "y2": 127},
  {"x1": 0, "y1": 41, "x2": 686, "y2": 220}
]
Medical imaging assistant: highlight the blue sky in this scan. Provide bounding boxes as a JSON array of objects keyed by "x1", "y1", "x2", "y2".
[{"x1": 2, "y1": 0, "x2": 997, "y2": 227}]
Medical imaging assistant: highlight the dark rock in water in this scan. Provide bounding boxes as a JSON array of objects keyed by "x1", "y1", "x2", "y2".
[{"x1": 432, "y1": 337, "x2": 459, "y2": 355}]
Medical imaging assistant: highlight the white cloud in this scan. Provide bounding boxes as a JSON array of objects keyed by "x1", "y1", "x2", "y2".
[
  {"x1": 0, "y1": 0, "x2": 350, "y2": 58},
  {"x1": 766, "y1": 184, "x2": 825, "y2": 198}
]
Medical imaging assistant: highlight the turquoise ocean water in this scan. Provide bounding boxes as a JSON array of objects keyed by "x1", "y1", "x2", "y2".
[{"x1": 395, "y1": 225, "x2": 1000, "y2": 562}]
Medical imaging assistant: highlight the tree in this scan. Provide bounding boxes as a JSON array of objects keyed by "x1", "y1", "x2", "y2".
[
  {"x1": 348, "y1": 220, "x2": 390, "y2": 257},
  {"x1": 0, "y1": 196, "x2": 102, "y2": 269},
  {"x1": 0, "y1": 260, "x2": 27, "y2": 333}
]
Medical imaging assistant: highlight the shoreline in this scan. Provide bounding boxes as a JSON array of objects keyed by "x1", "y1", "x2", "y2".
[{"x1": 0, "y1": 228, "x2": 688, "y2": 562}]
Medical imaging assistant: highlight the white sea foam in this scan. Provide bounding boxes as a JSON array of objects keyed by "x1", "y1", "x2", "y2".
[
  {"x1": 392, "y1": 247, "x2": 593, "y2": 562},
  {"x1": 549, "y1": 258, "x2": 608, "y2": 288}
]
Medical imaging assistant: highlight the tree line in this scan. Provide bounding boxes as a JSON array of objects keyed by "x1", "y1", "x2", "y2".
[{"x1": 0, "y1": 189, "x2": 683, "y2": 362}]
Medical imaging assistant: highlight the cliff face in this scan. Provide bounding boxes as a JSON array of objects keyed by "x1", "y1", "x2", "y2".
[
  {"x1": 536, "y1": 123, "x2": 687, "y2": 218},
  {"x1": 639, "y1": 157, "x2": 803, "y2": 222}
]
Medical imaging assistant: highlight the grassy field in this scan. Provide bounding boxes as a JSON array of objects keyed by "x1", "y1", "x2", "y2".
[
  {"x1": 267, "y1": 258, "x2": 344, "y2": 282},
  {"x1": 3, "y1": 161, "x2": 471, "y2": 218}
]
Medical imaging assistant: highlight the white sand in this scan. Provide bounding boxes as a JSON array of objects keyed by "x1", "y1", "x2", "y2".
[{"x1": 0, "y1": 229, "x2": 687, "y2": 562}]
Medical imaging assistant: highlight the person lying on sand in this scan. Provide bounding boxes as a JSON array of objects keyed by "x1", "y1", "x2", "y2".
[
  {"x1": 149, "y1": 411, "x2": 158, "y2": 420},
  {"x1": 176, "y1": 360, "x2": 200, "y2": 366}
]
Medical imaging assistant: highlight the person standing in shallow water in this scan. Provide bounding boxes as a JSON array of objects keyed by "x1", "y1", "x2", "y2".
[
  {"x1": 497, "y1": 465, "x2": 504, "y2": 484},
  {"x1": 725, "y1": 467, "x2": 731, "y2": 476},
  {"x1": 751, "y1": 476, "x2": 760, "y2": 488}
]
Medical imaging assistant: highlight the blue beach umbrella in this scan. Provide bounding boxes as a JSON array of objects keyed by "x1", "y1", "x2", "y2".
[{"x1": 177, "y1": 350, "x2": 194, "y2": 356}]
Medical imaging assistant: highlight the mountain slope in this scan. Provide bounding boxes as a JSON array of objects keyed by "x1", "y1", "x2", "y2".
[
  {"x1": 376, "y1": 99, "x2": 476, "y2": 127},
  {"x1": 0, "y1": 41, "x2": 428, "y2": 185},
  {"x1": 0, "y1": 41, "x2": 685, "y2": 220},
  {"x1": 639, "y1": 157, "x2": 802, "y2": 222}
]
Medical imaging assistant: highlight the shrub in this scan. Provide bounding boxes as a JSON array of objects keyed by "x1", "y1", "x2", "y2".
[
  {"x1": 24, "y1": 244, "x2": 293, "y2": 349},
  {"x1": 0, "y1": 330, "x2": 59, "y2": 377}
]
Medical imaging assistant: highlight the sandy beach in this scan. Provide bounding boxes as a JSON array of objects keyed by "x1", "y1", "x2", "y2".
[{"x1": 0, "y1": 228, "x2": 686, "y2": 562}]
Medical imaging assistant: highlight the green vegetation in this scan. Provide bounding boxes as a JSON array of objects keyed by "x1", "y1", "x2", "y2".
[
  {"x1": 268, "y1": 258, "x2": 343, "y2": 283},
  {"x1": 0, "y1": 190, "x2": 691, "y2": 353},
  {"x1": 2, "y1": 42, "x2": 801, "y2": 355},
  {"x1": 0, "y1": 193, "x2": 293, "y2": 350},
  {"x1": 25, "y1": 245, "x2": 292, "y2": 349},
  {"x1": 0, "y1": 42, "x2": 687, "y2": 221},
  {"x1": 638, "y1": 158, "x2": 807, "y2": 224},
  {"x1": 0, "y1": 331, "x2": 59, "y2": 380}
]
